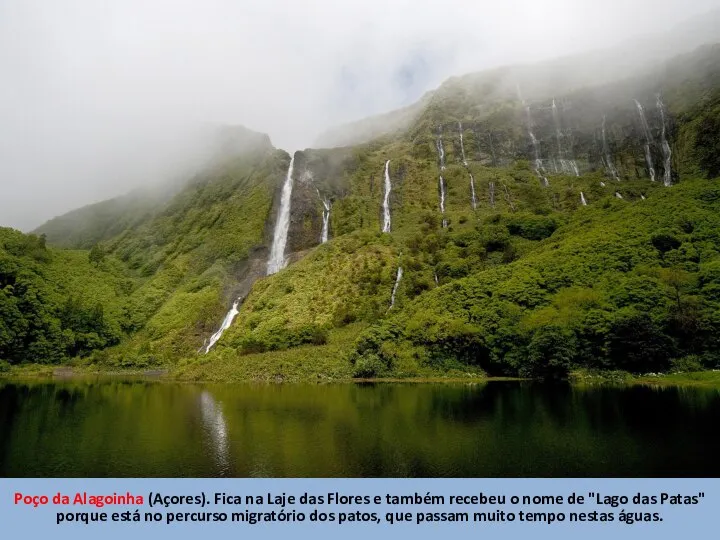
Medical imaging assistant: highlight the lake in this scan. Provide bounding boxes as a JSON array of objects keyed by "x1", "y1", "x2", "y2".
[{"x1": 1, "y1": 379, "x2": 719, "y2": 477}]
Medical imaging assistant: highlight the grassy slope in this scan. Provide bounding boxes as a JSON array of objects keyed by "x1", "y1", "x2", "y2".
[
  {"x1": 16, "y1": 45, "x2": 720, "y2": 380},
  {"x1": 92, "y1": 149, "x2": 289, "y2": 366},
  {"x1": 0, "y1": 228, "x2": 134, "y2": 364}
]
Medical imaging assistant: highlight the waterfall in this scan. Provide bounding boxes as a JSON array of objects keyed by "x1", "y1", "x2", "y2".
[
  {"x1": 458, "y1": 122, "x2": 468, "y2": 166},
  {"x1": 634, "y1": 99, "x2": 656, "y2": 182},
  {"x1": 382, "y1": 160, "x2": 392, "y2": 233},
  {"x1": 552, "y1": 99, "x2": 579, "y2": 176},
  {"x1": 524, "y1": 105, "x2": 550, "y2": 186},
  {"x1": 656, "y1": 94, "x2": 673, "y2": 186},
  {"x1": 436, "y1": 137, "x2": 446, "y2": 170},
  {"x1": 314, "y1": 187, "x2": 331, "y2": 243},
  {"x1": 552, "y1": 99, "x2": 564, "y2": 167},
  {"x1": 435, "y1": 133, "x2": 448, "y2": 226},
  {"x1": 267, "y1": 155, "x2": 295, "y2": 275},
  {"x1": 524, "y1": 105, "x2": 544, "y2": 172},
  {"x1": 601, "y1": 116, "x2": 620, "y2": 180},
  {"x1": 489, "y1": 181, "x2": 496, "y2": 207},
  {"x1": 204, "y1": 299, "x2": 241, "y2": 353},
  {"x1": 320, "y1": 199, "x2": 331, "y2": 243},
  {"x1": 570, "y1": 161, "x2": 580, "y2": 177},
  {"x1": 600, "y1": 181, "x2": 606, "y2": 187},
  {"x1": 434, "y1": 271, "x2": 439, "y2": 285},
  {"x1": 459, "y1": 122, "x2": 476, "y2": 207},
  {"x1": 389, "y1": 267, "x2": 403, "y2": 309},
  {"x1": 439, "y1": 175, "x2": 447, "y2": 228},
  {"x1": 580, "y1": 192, "x2": 587, "y2": 206},
  {"x1": 615, "y1": 192, "x2": 623, "y2": 199},
  {"x1": 469, "y1": 172, "x2": 477, "y2": 210},
  {"x1": 641, "y1": 194, "x2": 646, "y2": 200}
]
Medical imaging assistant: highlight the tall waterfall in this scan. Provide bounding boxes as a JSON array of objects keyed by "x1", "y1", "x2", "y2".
[
  {"x1": 320, "y1": 199, "x2": 331, "y2": 243},
  {"x1": 458, "y1": 122, "x2": 468, "y2": 166},
  {"x1": 439, "y1": 175, "x2": 447, "y2": 228},
  {"x1": 459, "y1": 122, "x2": 477, "y2": 207},
  {"x1": 204, "y1": 299, "x2": 241, "y2": 353},
  {"x1": 601, "y1": 116, "x2": 620, "y2": 180},
  {"x1": 469, "y1": 172, "x2": 477, "y2": 210},
  {"x1": 523, "y1": 105, "x2": 550, "y2": 186},
  {"x1": 489, "y1": 181, "x2": 496, "y2": 207},
  {"x1": 389, "y1": 267, "x2": 403, "y2": 309},
  {"x1": 551, "y1": 99, "x2": 579, "y2": 176},
  {"x1": 315, "y1": 187, "x2": 331, "y2": 243},
  {"x1": 526, "y1": 108, "x2": 543, "y2": 171},
  {"x1": 436, "y1": 137, "x2": 446, "y2": 170},
  {"x1": 634, "y1": 99, "x2": 656, "y2": 182},
  {"x1": 435, "y1": 134, "x2": 448, "y2": 227},
  {"x1": 580, "y1": 192, "x2": 587, "y2": 206},
  {"x1": 382, "y1": 160, "x2": 392, "y2": 233},
  {"x1": 267, "y1": 155, "x2": 295, "y2": 275},
  {"x1": 656, "y1": 94, "x2": 673, "y2": 186}
]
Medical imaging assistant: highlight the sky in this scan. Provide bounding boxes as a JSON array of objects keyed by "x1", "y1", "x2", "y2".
[{"x1": 1, "y1": 0, "x2": 719, "y2": 231}]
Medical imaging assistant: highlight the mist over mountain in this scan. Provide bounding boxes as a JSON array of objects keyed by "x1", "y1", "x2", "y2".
[
  {"x1": 2, "y1": 2, "x2": 720, "y2": 230},
  {"x1": 2, "y1": 4, "x2": 720, "y2": 383}
]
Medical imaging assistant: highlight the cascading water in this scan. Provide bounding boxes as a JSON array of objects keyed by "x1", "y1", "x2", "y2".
[
  {"x1": 267, "y1": 155, "x2": 295, "y2": 275},
  {"x1": 656, "y1": 94, "x2": 673, "y2": 187},
  {"x1": 382, "y1": 160, "x2": 392, "y2": 233},
  {"x1": 489, "y1": 182, "x2": 496, "y2": 207},
  {"x1": 580, "y1": 192, "x2": 587, "y2": 206},
  {"x1": 523, "y1": 104, "x2": 549, "y2": 186},
  {"x1": 435, "y1": 134, "x2": 448, "y2": 227},
  {"x1": 459, "y1": 122, "x2": 477, "y2": 208},
  {"x1": 436, "y1": 137, "x2": 446, "y2": 170},
  {"x1": 389, "y1": 267, "x2": 403, "y2": 309},
  {"x1": 552, "y1": 99, "x2": 579, "y2": 177},
  {"x1": 601, "y1": 116, "x2": 620, "y2": 180},
  {"x1": 204, "y1": 299, "x2": 241, "y2": 353},
  {"x1": 469, "y1": 172, "x2": 477, "y2": 210},
  {"x1": 315, "y1": 187, "x2": 331, "y2": 243},
  {"x1": 552, "y1": 99, "x2": 564, "y2": 171},
  {"x1": 527, "y1": 112, "x2": 543, "y2": 171},
  {"x1": 439, "y1": 175, "x2": 447, "y2": 228},
  {"x1": 458, "y1": 122, "x2": 468, "y2": 166},
  {"x1": 320, "y1": 199, "x2": 331, "y2": 243},
  {"x1": 600, "y1": 181, "x2": 606, "y2": 187},
  {"x1": 615, "y1": 192, "x2": 623, "y2": 199},
  {"x1": 641, "y1": 194, "x2": 646, "y2": 200},
  {"x1": 634, "y1": 99, "x2": 656, "y2": 182}
]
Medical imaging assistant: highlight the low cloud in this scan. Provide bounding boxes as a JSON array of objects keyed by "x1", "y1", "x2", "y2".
[{"x1": 1, "y1": 0, "x2": 718, "y2": 230}]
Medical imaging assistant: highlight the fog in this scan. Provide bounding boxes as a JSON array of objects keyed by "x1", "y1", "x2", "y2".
[{"x1": 1, "y1": 0, "x2": 719, "y2": 231}]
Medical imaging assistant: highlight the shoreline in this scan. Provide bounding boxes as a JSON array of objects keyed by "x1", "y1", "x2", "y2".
[{"x1": 1, "y1": 364, "x2": 720, "y2": 387}]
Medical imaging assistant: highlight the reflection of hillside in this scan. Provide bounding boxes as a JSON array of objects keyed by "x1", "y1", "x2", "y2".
[{"x1": 1, "y1": 381, "x2": 720, "y2": 477}]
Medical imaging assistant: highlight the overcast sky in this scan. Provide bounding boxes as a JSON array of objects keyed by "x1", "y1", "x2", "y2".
[{"x1": 1, "y1": 0, "x2": 719, "y2": 231}]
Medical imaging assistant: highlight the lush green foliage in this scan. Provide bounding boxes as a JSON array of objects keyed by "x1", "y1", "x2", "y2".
[
  {"x1": 349, "y1": 179, "x2": 720, "y2": 378},
  {"x1": 0, "y1": 228, "x2": 130, "y2": 363},
  {"x1": 11, "y1": 44, "x2": 720, "y2": 382}
]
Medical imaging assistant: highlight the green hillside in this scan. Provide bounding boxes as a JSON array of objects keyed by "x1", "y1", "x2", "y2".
[{"x1": 7, "y1": 42, "x2": 720, "y2": 381}]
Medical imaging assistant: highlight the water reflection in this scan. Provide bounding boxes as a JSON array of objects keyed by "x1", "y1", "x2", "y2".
[
  {"x1": 198, "y1": 390, "x2": 230, "y2": 476},
  {"x1": 0, "y1": 380, "x2": 719, "y2": 477}
]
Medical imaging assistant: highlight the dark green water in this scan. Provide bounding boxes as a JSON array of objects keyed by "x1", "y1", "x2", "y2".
[{"x1": 1, "y1": 379, "x2": 719, "y2": 477}]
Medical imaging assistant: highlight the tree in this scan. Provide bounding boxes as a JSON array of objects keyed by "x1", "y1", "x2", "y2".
[{"x1": 88, "y1": 244, "x2": 105, "y2": 266}]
